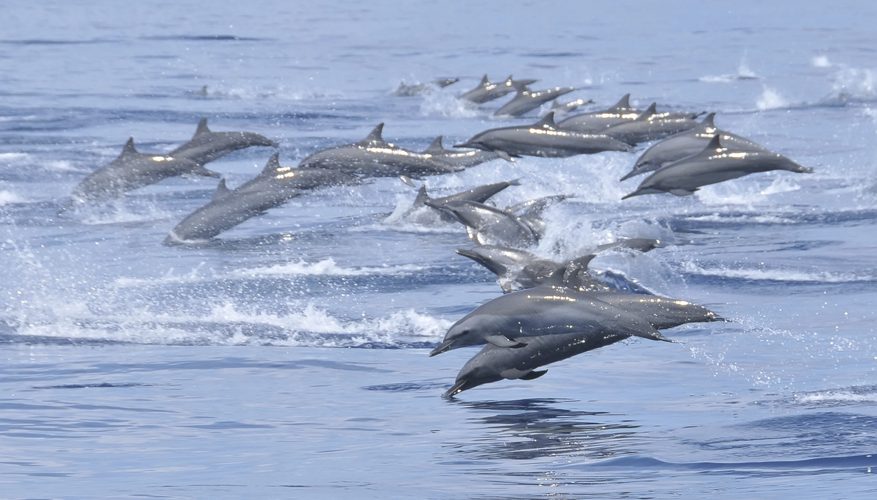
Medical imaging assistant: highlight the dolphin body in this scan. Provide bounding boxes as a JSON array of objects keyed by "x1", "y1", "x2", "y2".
[
  {"x1": 458, "y1": 75, "x2": 538, "y2": 104},
  {"x1": 556, "y1": 93, "x2": 640, "y2": 132},
  {"x1": 547, "y1": 97, "x2": 595, "y2": 117},
  {"x1": 420, "y1": 136, "x2": 501, "y2": 169},
  {"x1": 297, "y1": 124, "x2": 462, "y2": 178},
  {"x1": 442, "y1": 287, "x2": 722, "y2": 397},
  {"x1": 431, "y1": 200, "x2": 542, "y2": 248},
  {"x1": 70, "y1": 138, "x2": 215, "y2": 203},
  {"x1": 399, "y1": 177, "x2": 520, "y2": 223},
  {"x1": 603, "y1": 103, "x2": 701, "y2": 146},
  {"x1": 493, "y1": 86, "x2": 577, "y2": 117},
  {"x1": 620, "y1": 113, "x2": 764, "y2": 181},
  {"x1": 429, "y1": 285, "x2": 672, "y2": 357},
  {"x1": 622, "y1": 135, "x2": 814, "y2": 199},
  {"x1": 169, "y1": 118, "x2": 277, "y2": 167},
  {"x1": 392, "y1": 77, "x2": 459, "y2": 96},
  {"x1": 165, "y1": 154, "x2": 357, "y2": 243},
  {"x1": 456, "y1": 112, "x2": 632, "y2": 158}
]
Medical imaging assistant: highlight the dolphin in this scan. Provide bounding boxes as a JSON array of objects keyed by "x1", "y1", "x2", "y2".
[
  {"x1": 429, "y1": 285, "x2": 670, "y2": 357},
  {"x1": 169, "y1": 118, "x2": 277, "y2": 167},
  {"x1": 556, "y1": 93, "x2": 640, "y2": 132},
  {"x1": 456, "y1": 112, "x2": 632, "y2": 158},
  {"x1": 442, "y1": 288, "x2": 722, "y2": 397},
  {"x1": 70, "y1": 137, "x2": 215, "y2": 203},
  {"x1": 620, "y1": 113, "x2": 764, "y2": 181},
  {"x1": 622, "y1": 135, "x2": 814, "y2": 199},
  {"x1": 399, "y1": 176, "x2": 520, "y2": 223},
  {"x1": 458, "y1": 74, "x2": 538, "y2": 104},
  {"x1": 603, "y1": 103, "x2": 701, "y2": 146},
  {"x1": 297, "y1": 123, "x2": 462, "y2": 178},
  {"x1": 493, "y1": 86, "x2": 577, "y2": 117},
  {"x1": 392, "y1": 77, "x2": 460, "y2": 97},
  {"x1": 420, "y1": 136, "x2": 501, "y2": 169},
  {"x1": 547, "y1": 97, "x2": 595, "y2": 117},
  {"x1": 165, "y1": 153, "x2": 358, "y2": 243},
  {"x1": 430, "y1": 200, "x2": 541, "y2": 248}
]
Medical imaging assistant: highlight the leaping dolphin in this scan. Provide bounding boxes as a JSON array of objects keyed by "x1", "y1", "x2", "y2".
[
  {"x1": 620, "y1": 113, "x2": 763, "y2": 181},
  {"x1": 429, "y1": 285, "x2": 670, "y2": 357},
  {"x1": 297, "y1": 123, "x2": 462, "y2": 178},
  {"x1": 70, "y1": 138, "x2": 215, "y2": 203},
  {"x1": 398, "y1": 177, "x2": 520, "y2": 224},
  {"x1": 622, "y1": 135, "x2": 813, "y2": 199},
  {"x1": 430, "y1": 200, "x2": 541, "y2": 248},
  {"x1": 456, "y1": 112, "x2": 632, "y2": 158},
  {"x1": 556, "y1": 93, "x2": 640, "y2": 132},
  {"x1": 165, "y1": 153, "x2": 358, "y2": 243},
  {"x1": 458, "y1": 74, "x2": 538, "y2": 104},
  {"x1": 493, "y1": 86, "x2": 577, "y2": 117},
  {"x1": 603, "y1": 103, "x2": 701, "y2": 146},
  {"x1": 420, "y1": 136, "x2": 501, "y2": 169},
  {"x1": 170, "y1": 118, "x2": 277, "y2": 167}
]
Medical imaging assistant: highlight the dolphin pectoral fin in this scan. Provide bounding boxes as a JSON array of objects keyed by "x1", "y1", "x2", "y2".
[
  {"x1": 519, "y1": 370, "x2": 548, "y2": 380},
  {"x1": 633, "y1": 328, "x2": 673, "y2": 343},
  {"x1": 485, "y1": 335, "x2": 527, "y2": 348},
  {"x1": 669, "y1": 189, "x2": 696, "y2": 196}
]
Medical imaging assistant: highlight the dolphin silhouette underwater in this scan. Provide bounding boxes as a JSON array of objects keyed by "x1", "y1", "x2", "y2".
[
  {"x1": 70, "y1": 137, "x2": 216, "y2": 203},
  {"x1": 165, "y1": 153, "x2": 358, "y2": 243},
  {"x1": 622, "y1": 135, "x2": 813, "y2": 199}
]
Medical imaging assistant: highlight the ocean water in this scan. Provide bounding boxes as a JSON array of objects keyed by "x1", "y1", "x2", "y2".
[{"x1": 2, "y1": 0, "x2": 877, "y2": 497}]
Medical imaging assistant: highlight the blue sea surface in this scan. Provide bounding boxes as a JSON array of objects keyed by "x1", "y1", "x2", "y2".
[{"x1": 2, "y1": 0, "x2": 877, "y2": 498}]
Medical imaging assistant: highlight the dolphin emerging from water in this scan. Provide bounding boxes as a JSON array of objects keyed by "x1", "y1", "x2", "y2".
[
  {"x1": 165, "y1": 153, "x2": 358, "y2": 243},
  {"x1": 170, "y1": 118, "x2": 277, "y2": 167},
  {"x1": 456, "y1": 112, "x2": 632, "y2": 158},
  {"x1": 298, "y1": 123, "x2": 462, "y2": 178},
  {"x1": 622, "y1": 135, "x2": 813, "y2": 199},
  {"x1": 70, "y1": 138, "x2": 215, "y2": 203},
  {"x1": 458, "y1": 74, "x2": 538, "y2": 104},
  {"x1": 493, "y1": 86, "x2": 577, "y2": 117},
  {"x1": 398, "y1": 176, "x2": 520, "y2": 224},
  {"x1": 430, "y1": 200, "x2": 542, "y2": 248}
]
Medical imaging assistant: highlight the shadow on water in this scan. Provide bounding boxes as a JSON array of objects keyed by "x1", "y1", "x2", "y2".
[{"x1": 445, "y1": 398, "x2": 640, "y2": 461}]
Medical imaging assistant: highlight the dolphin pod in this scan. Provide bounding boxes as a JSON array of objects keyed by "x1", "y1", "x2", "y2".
[
  {"x1": 493, "y1": 85, "x2": 577, "y2": 117},
  {"x1": 458, "y1": 74, "x2": 538, "y2": 104}
]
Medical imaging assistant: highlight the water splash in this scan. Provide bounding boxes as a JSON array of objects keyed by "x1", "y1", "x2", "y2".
[{"x1": 756, "y1": 86, "x2": 790, "y2": 110}]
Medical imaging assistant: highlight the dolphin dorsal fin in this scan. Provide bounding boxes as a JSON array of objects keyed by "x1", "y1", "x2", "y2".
[
  {"x1": 611, "y1": 93, "x2": 631, "y2": 111},
  {"x1": 359, "y1": 123, "x2": 385, "y2": 145},
  {"x1": 212, "y1": 178, "x2": 232, "y2": 201},
  {"x1": 261, "y1": 152, "x2": 281, "y2": 174},
  {"x1": 535, "y1": 112, "x2": 557, "y2": 129},
  {"x1": 479, "y1": 74, "x2": 489, "y2": 85},
  {"x1": 706, "y1": 134, "x2": 723, "y2": 151},
  {"x1": 701, "y1": 112, "x2": 716, "y2": 128},
  {"x1": 504, "y1": 75, "x2": 514, "y2": 85},
  {"x1": 424, "y1": 136, "x2": 445, "y2": 154},
  {"x1": 120, "y1": 137, "x2": 138, "y2": 157},
  {"x1": 636, "y1": 102, "x2": 657, "y2": 121},
  {"x1": 194, "y1": 118, "x2": 210, "y2": 137},
  {"x1": 413, "y1": 185, "x2": 430, "y2": 207}
]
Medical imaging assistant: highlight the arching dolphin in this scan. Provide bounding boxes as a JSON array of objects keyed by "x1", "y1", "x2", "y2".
[
  {"x1": 622, "y1": 135, "x2": 814, "y2": 199},
  {"x1": 298, "y1": 123, "x2": 462, "y2": 178},
  {"x1": 442, "y1": 288, "x2": 722, "y2": 396},
  {"x1": 169, "y1": 118, "x2": 277, "y2": 167},
  {"x1": 603, "y1": 103, "x2": 701, "y2": 146},
  {"x1": 493, "y1": 86, "x2": 577, "y2": 117},
  {"x1": 165, "y1": 153, "x2": 358, "y2": 243},
  {"x1": 420, "y1": 136, "x2": 501, "y2": 169},
  {"x1": 456, "y1": 112, "x2": 632, "y2": 158},
  {"x1": 430, "y1": 200, "x2": 541, "y2": 248},
  {"x1": 458, "y1": 74, "x2": 538, "y2": 104},
  {"x1": 620, "y1": 113, "x2": 763, "y2": 181},
  {"x1": 429, "y1": 285, "x2": 669, "y2": 357},
  {"x1": 399, "y1": 176, "x2": 520, "y2": 223},
  {"x1": 70, "y1": 138, "x2": 215, "y2": 203}
]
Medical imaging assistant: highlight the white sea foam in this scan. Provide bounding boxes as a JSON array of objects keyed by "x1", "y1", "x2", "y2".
[
  {"x1": 811, "y1": 55, "x2": 832, "y2": 68},
  {"x1": 680, "y1": 260, "x2": 870, "y2": 283},
  {"x1": 756, "y1": 86, "x2": 790, "y2": 110},
  {"x1": 0, "y1": 152, "x2": 30, "y2": 163},
  {"x1": 233, "y1": 258, "x2": 427, "y2": 277},
  {"x1": 795, "y1": 387, "x2": 877, "y2": 405},
  {"x1": 0, "y1": 190, "x2": 26, "y2": 205}
]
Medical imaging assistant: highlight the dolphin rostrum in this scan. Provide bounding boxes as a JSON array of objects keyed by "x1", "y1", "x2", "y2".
[
  {"x1": 429, "y1": 285, "x2": 670, "y2": 357},
  {"x1": 458, "y1": 74, "x2": 538, "y2": 104},
  {"x1": 622, "y1": 135, "x2": 813, "y2": 199},
  {"x1": 70, "y1": 137, "x2": 214, "y2": 203},
  {"x1": 169, "y1": 118, "x2": 277, "y2": 167},
  {"x1": 165, "y1": 153, "x2": 358, "y2": 243},
  {"x1": 456, "y1": 112, "x2": 632, "y2": 158},
  {"x1": 493, "y1": 86, "x2": 577, "y2": 117},
  {"x1": 297, "y1": 123, "x2": 462, "y2": 178}
]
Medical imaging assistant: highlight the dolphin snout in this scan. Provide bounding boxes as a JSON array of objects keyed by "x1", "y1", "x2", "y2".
[{"x1": 429, "y1": 339, "x2": 454, "y2": 357}]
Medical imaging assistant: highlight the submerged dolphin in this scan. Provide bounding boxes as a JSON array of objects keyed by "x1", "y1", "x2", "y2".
[
  {"x1": 420, "y1": 136, "x2": 501, "y2": 169},
  {"x1": 622, "y1": 135, "x2": 814, "y2": 199},
  {"x1": 442, "y1": 288, "x2": 722, "y2": 396},
  {"x1": 71, "y1": 138, "x2": 214, "y2": 203},
  {"x1": 458, "y1": 74, "x2": 538, "y2": 104},
  {"x1": 165, "y1": 153, "x2": 357, "y2": 243},
  {"x1": 493, "y1": 86, "x2": 577, "y2": 117},
  {"x1": 399, "y1": 177, "x2": 520, "y2": 223},
  {"x1": 169, "y1": 118, "x2": 277, "y2": 167},
  {"x1": 431, "y1": 200, "x2": 541, "y2": 248},
  {"x1": 429, "y1": 285, "x2": 669, "y2": 357},
  {"x1": 456, "y1": 112, "x2": 631, "y2": 158},
  {"x1": 603, "y1": 103, "x2": 701, "y2": 146},
  {"x1": 620, "y1": 113, "x2": 763, "y2": 181},
  {"x1": 298, "y1": 123, "x2": 462, "y2": 178}
]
